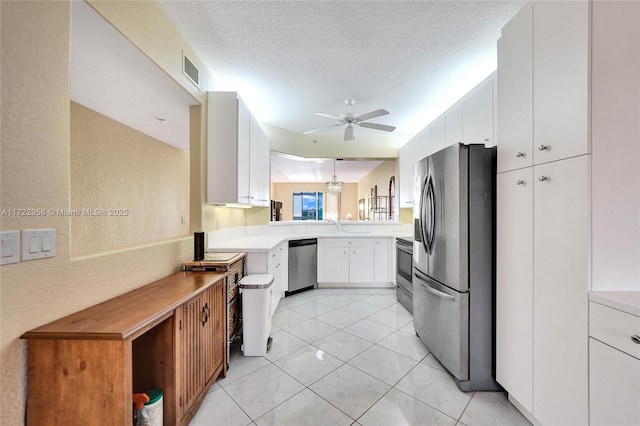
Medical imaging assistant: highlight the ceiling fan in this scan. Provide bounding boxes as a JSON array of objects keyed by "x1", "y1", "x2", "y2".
[{"x1": 304, "y1": 99, "x2": 396, "y2": 141}]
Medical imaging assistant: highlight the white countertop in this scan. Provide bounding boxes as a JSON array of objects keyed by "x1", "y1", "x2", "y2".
[
  {"x1": 206, "y1": 222, "x2": 412, "y2": 252},
  {"x1": 208, "y1": 233, "x2": 397, "y2": 252},
  {"x1": 589, "y1": 291, "x2": 640, "y2": 316}
]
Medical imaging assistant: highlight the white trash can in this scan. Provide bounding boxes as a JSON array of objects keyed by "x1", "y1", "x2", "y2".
[{"x1": 239, "y1": 274, "x2": 274, "y2": 356}]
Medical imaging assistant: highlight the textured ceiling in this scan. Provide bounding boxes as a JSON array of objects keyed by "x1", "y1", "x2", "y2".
[
  {"x1": 157, "y1": 0, "x2": 525, "y2": 141},
  {"x1": 71, "y1": 1, "x2": 525, "y2": 183},
  {"x1": 271, "y1": 153, "x2": 385, "y2": 183}
]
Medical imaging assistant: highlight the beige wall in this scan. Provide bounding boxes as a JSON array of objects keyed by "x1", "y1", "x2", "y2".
[
  {"x1": 70, "y1": 102, "x2": 190, "y2": 255},
  {"x1": 202, "y1": 205, "x2": 248, "y2": 230},
  {"x1": 272, "y1": 183, "x2": 358, "y2": 221},
  {"x1": 399, "y1": 208, "x2": 414, "y2": 224},
  {"x1": 357, "y1": 160, "x2": 399, "y2": 221},
  {"x1": 0, "y1": 2, "x2": 212, "y2": 424}
]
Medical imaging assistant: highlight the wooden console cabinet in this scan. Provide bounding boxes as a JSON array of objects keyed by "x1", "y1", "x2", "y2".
[{"x1": 21, "y1": 271, "x2": 227, "y2": 426}]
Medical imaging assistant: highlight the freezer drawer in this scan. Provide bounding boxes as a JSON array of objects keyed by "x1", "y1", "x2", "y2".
[{"x1": 413, "y1": 269, "x2": 469, "y2": 381}]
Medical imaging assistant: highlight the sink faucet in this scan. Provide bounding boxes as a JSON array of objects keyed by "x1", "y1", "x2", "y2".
[{"x1": 325, "y1": 218, "x2": 341, "y2": 232}]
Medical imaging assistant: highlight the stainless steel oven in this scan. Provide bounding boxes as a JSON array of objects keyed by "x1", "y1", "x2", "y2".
[{"x1": 395, "y1": 236, "x2": 414, "y2": 313}]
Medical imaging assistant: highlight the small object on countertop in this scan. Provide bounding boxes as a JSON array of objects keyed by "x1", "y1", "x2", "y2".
[{"x1": 194, "y1": 231, "x2": 205, "y2": 260}]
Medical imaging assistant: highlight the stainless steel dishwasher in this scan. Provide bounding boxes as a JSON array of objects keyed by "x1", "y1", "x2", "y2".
[{"x1": 287, "y1": 238, "x2": 318, "y2": 296}]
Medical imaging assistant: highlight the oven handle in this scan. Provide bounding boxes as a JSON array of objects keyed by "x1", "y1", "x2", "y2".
[
  {"x1": 396, "y1": 244, "x2": 413, "y2": 255},
  {"x1": 414, "y1": 271, "x2": 455, "y2": 301}
]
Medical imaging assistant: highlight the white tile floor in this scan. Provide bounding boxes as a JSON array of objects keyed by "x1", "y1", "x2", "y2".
[{"x1": 190, "y1": 288, "x2": 530, "y2": 426}]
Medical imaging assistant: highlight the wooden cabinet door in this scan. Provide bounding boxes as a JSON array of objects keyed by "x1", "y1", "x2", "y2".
[
  {"x1": 179, "y1": 294, "x2": 204, "y2": 419},
  {"x1": 201, "y1": 282, "x2": 225, "y2": 384},
  {"x1": 495, "y1": 168, "x2": 533, "y2": 412},
  {"x1": 178, "y1": 279, "x2": 226, "y2": 423},
  {"x1": 533, "y1": 1, "x2": 589, "y2": 165},
  {"x1": 324, "y1": 246, "x2": 349, "y2": 282},
  {"x1": 533, "y1": 155, "x2": 589, "y2": 425},
  {"x1": 497, "y1": 2, "x2": 532, "y2": 173}
]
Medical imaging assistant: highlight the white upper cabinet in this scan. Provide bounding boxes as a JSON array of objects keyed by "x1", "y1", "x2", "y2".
[
  {"x1": 250, "y1": 116, "x2": 270, "y2": 207},
  {"x1": 533, "y1": 1, "x2": 589, "y2": 165},
  {"x1": 498, "y1": 1, "x2": 588, "y2": 170},
  {"x1": 419, "y1": 128, "x2": 432, "y2": 160},
  {"x1": 207, "y1": 92, "x2": 270, "y2": 206},
  {"x1": 497, "y1": 3, "x2": 533, "y2": 173},
  {"x1": 398, "y1": 134, "x2": 420, "y2": 208},
  {"x1": 431, "y1": 116, "x2": 446, "y2": 154},
  {"x1": 445, "y1": 104, "x2": 463, "y2": 147},
  {"x1": 463, "y1": 78, "x2": 495, "y2": 146}
]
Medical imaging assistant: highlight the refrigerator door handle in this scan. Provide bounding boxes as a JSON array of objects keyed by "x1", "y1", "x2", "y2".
[
  {"x1": 420, "y1": 175, "x2": 436, "y2": 255},
  {"x1": 427, "y1": 176, "x2": 436, "y2": 252},
  {"x1": 414, "y1": 271, "x2": 455, "y2": 302}
]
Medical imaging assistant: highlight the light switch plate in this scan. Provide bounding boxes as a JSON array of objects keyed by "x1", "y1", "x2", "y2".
[
  {"x1": 21, "y1": 229, "x2": 56, "y2": 261},
  {"x1": 1, "y1": 231, "x2": 20, "y2": 265}
]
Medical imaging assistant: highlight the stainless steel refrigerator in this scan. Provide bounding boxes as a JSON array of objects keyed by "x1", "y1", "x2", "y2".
[{"x1": 412, "y1": 143, "x2": 500, "y2": 391}]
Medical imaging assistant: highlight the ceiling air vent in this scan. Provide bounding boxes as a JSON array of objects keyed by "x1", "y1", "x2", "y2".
[{"x1": 183, "y1": 52, "x2": 199, "y2": 88}]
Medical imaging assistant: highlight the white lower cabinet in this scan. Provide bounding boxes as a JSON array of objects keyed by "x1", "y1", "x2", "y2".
[
  {"x1": 373, "y1": 239, "x2": 389, "y2": 283},
  {"x1": 348, "y1": 244, "x2": 374, "y2": 283},
  {"x1": 532, "y1": 156, "x2": 589, "y2": 426},
  {"x1": 496, "y1": 168, "x2": 534, "y2": 411},
  {"x1": 589, "y1": 298, "x2": 640, "y2": 426},
  {"x1": 246, "y1": 243, "x2": 287, "y2": 319},
  {"x1": 319, "y1": 238, "x2": 391, "y2": 286},
  {"x1": 323, "y1": 245, "x2": 350, "y2": 283},
  {"x1": 496, "y1": 155, "x2": 589, "y2": 425}
]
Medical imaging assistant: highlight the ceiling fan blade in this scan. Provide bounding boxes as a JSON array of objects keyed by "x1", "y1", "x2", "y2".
[
  {"x1": 303, "y1": 123, "x2": 343, "y2": 135},
  {"x1": 356, "y1": 109, "x2": 389, "y2": 122},
  {"x1": 358, "y1": 122, "x2": 396, "y2": 132},
  {"x1": 344, "y1": 125, "x2": 354, "y2": 141},
  {"x1": 315, "y1": 112, "x2": 343, "y2": 121}
]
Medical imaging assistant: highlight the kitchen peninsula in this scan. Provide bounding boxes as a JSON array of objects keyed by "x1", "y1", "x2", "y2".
[{"x1": 207, "y1": 221, "x2": 412, "y2": 315}]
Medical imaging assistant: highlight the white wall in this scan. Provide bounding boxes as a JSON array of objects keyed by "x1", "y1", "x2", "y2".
[{"x1": 591, "y1": 0, "x2": 640, "y2": 291}]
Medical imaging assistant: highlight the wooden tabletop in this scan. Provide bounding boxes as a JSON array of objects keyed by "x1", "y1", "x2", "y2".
[
  {"x1": 21, "y1": 271, "x2": 227, "y2": 341},
  {"x1": 181, "y1": 252, "x2": 246, "y2": 268}
]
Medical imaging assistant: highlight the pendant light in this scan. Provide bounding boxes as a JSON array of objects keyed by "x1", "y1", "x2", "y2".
[{"x1": 325, "y1": 159, "x2": 344, "y2": 194}]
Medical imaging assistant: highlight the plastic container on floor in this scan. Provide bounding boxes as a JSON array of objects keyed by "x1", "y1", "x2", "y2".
[
  {"x1": 239, "y1": 274, "x2": 274, "y2": 356},
  {"x1": 143, "y1": 388, "x2": 163, "y2": 426}
]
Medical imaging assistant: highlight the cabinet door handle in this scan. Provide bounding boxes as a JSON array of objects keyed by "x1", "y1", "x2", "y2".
[
  {"x1": 516, "y1": 152, "x2": 525, "y2": 158},
  {"x1": 516, "y1": 180, "x2": 525, "y2": 186},
  {"x1": 631, "y1": 335, "x2": 640, "y2": 344},
  {"x1": 201, "y1": 303, "x2": 211, "y2": 326},
  {"x1": 538, "y1": 145, "x2": 549, "y2": 151},
  {"x1": 538, "y1": 176, "x2": 548, "y2": 182}
]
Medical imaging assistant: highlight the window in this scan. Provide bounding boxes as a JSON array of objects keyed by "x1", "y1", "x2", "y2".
[{"x1": 292, "y1": 192, "x2": 323, "y2": 221}]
